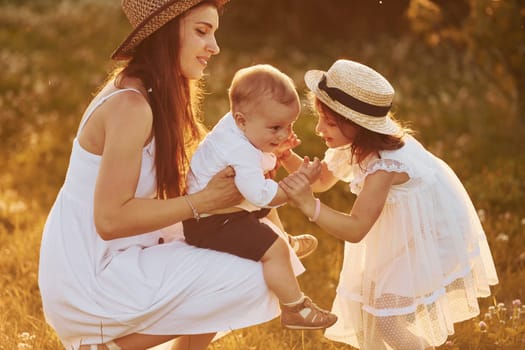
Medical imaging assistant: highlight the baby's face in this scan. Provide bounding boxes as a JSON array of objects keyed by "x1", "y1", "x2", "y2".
[{"x1": 236, "y1": 98, "x2": 300, "y2": 153}]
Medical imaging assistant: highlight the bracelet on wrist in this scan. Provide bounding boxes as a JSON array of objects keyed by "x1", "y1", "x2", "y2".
[
  {"x1": 184, "y1": 195, "x2": 201, "y2": 221},
  {"x1": 308, "y1": 198, "x2": 321, "y2": 222}
]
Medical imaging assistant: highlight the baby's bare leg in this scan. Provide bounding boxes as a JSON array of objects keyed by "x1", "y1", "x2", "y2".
[{"x1": 260, "y1": 237, "x2": 302, "y2": 303}]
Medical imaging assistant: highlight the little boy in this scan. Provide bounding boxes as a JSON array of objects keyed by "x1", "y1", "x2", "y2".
[{"x1": 183, "y1": 64, "x2": 337, "y2": 330}]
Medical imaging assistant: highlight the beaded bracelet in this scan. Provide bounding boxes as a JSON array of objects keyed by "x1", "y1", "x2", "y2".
[
  {"x1": 308, "y1": 198, "x2": 321, "y2": 222},
  {"x1": 184, "y1": 195, "x2": 200, "y2": 221}
]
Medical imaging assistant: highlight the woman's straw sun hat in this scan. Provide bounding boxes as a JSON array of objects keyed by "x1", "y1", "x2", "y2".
[
  {"x1": 112, "y1": 0, "x2": 228, "y2": 60},
  {"x1": 305, "y1": 59, "x2": 400, "y2": 135}
]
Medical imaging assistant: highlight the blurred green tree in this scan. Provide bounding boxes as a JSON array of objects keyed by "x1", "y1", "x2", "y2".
[
  {"x1": 407, "y1": 0, "x2": 525, "y2": 121},
  {"x1": 220, "y1": 0, "x2": 411, "y2": 48},
  {"x1": 1, "y1": 0, "x2": 524, "y2": 213}
]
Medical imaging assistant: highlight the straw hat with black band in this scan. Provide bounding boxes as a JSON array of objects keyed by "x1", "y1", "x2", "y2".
[
  {"x1": 112, "y1": 0, "x2": 229, "y2": 61},
  {"x1": 304, "y1": 59, "x2": 400, "y2": 136}
]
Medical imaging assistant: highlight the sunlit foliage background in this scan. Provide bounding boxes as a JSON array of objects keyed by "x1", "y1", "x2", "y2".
[{"x1": 1, "y1": 0, "x2": 524, "y2": 349}]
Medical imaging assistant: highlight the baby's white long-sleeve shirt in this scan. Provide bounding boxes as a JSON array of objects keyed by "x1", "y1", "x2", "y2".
[{"x1": 186, "y1": 112, "x2": 279, "y2": 212}]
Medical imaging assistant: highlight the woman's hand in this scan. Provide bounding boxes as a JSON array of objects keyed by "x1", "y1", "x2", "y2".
[{"x1": 199, "y1": 166, "x2": 243, "y2": 211}]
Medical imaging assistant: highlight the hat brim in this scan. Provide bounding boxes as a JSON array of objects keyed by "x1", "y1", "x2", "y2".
[
  {"x1": 112, "y1": 0, "x2": 229, "y2": 60},
  {"x1": 304, "y1": 69, "x2": 400, "y2": 136}
]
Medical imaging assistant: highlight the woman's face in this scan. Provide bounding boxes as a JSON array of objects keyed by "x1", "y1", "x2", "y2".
[
  {"x1": 315, "y1": 109, "x2": 354, "y2": 148},
  {"x1": 179, "y1": 4, "x2": 220, "y2": 80}
]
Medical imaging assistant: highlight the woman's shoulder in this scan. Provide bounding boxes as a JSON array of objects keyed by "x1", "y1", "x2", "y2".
[
  {"x1": 100, "y1": 82, "x2": 151, "y2": 121},
  {"x1": 90, "y1": 81, "x2": 153, "y2": 143},
  {"x1": 111, "y1": 89, "x2": 150, "y2": 114}
]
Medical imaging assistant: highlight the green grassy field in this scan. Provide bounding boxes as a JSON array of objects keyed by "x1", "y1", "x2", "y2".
[{"x1": 1, "y1": 1, "x2": 524, "y2": 349}]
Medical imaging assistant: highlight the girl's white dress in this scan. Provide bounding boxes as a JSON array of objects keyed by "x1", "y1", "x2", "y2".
[
  {"x1": 38, "y1": 88, "x2": 304, "y2": 350},
  {"x1": 323, "y1": 135, "x2": 498, "y2": 349}
]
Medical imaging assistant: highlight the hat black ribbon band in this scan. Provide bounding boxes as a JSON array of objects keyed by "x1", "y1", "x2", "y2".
[{"x1": 318, "y1": 75, "x2": 391, "y2": 117}]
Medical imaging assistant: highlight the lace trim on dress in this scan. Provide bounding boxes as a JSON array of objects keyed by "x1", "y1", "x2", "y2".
[
  {"x1": 366, "y1": 158, "x2": 412, "y2": 178},
  {"x1": 350, "y1": 159, "x2": 412, "y2": 201},
  {"x1": 336, "y1": 261, "x2": 475, "y2": 317}
]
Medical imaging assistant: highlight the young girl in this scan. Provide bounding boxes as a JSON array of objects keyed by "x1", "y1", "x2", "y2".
[{"x1": 279, "y1": 59, "x2": 499, "y2": 349}]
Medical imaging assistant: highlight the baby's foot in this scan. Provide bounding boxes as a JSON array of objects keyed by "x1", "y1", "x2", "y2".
[{"x1": 281, "y1": 296, "x2": 337, "y2": 330}]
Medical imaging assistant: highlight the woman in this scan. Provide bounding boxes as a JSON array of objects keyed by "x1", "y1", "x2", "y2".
[{"x1": 38, "y1": 1, "x2": 304, "y2": 349}]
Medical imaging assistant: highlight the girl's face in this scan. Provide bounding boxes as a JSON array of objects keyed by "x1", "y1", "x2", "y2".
[
  {"x1": 179, "y1": 4, "x2": 220, "y2": 80},
  {"x1": 315, "y1": 109, "x2": 355, "y2": 148},
  {"x1": 236, "y1": 98, "x2": 300, "y2": 153}
]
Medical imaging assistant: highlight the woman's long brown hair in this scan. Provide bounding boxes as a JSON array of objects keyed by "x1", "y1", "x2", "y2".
[{"x1": 116, "y1": 1, "x2": 223, "y2": 199}]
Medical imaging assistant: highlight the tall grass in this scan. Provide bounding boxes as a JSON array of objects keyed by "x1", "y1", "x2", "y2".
[{"x1": 1, "y1": 1, "x2": 524, "y2": 349}]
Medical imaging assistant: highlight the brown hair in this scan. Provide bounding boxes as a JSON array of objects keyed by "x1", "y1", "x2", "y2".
[
  {"x1": 115, "y1": 1, "x2": 224, "y2": 199},
  {"x1": 228, "y1": 64, "x2": 299, "y2": 113},
  {"x1": 312, "y1": 96, "x2": 410, "y2": 168}
]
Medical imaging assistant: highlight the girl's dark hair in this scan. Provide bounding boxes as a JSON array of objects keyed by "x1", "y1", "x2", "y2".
[
  {"x1": 313, "y1": 96, "x2": 411, "y2": 169},
  {"x1": 115, "y1": 1, "x2": 224, "y2": 199}
]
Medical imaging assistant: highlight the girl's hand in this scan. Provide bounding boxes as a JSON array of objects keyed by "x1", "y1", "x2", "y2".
[
  {"x1": 201, "y1": 166, "x2": 243, "y2": 211},
  {"x1": 297, "y1": 156, "x2": 322, "y2": 184},
  {"x1": 279, "y1": 172, "x2": 316, "y2": 210}
]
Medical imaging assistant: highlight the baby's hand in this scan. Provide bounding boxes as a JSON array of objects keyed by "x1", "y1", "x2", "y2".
[
  {"x1": 273, "y1": 131, "x2": 301, "y2": 161},
  {"x1": 297, "y1": 156, "x2": 321, "y2": 184}
]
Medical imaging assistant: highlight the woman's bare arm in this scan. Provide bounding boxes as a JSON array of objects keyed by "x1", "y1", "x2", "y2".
[{"x1": 92, "y1": 92, "x2": 240, "y2": 240}]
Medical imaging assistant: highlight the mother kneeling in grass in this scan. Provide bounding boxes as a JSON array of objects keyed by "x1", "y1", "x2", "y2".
[{"x1": 38, "y1": 1, "x2": 315, "y2": 349}]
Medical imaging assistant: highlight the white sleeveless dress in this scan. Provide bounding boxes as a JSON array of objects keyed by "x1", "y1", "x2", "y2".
[
  {"x1": 323, "y1": 135, "x2": 498, "y2": 349},
  {"x1": 38, "y1": 88, "x2": 304, "y2": 349}
]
